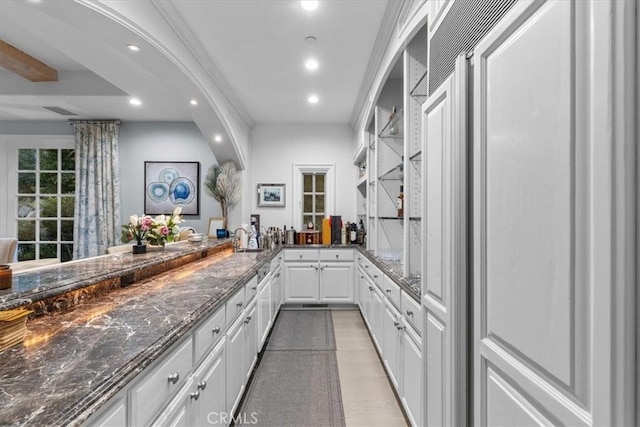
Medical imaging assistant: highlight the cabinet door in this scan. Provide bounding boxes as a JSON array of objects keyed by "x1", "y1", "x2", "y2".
[
  {"x1": 151, "y1": 378, "x2": 194, "y2": 427},
  {"x1": 257, "y1": 277, "x2": 272, "y2": 352},
  {"x1": 472, "y1": 1, "x2": 635, "y2": 425},
  {"x1": 422, "y1": 54, "x2": 468, "y2": 426},
  {"x1": 283, "y1": 263, "x2": 318, "y2": 302},
  {"x1": 271, "y1": 268, "x2": 281, "y2": 320},
  {"x1": 243, "y1": 301, "x2": 258, "y2": 382},
  {"x1": 402, "y1": 323, "x2": 422, "y2": 427},
  {"x1": 382, "y1": 299, "x2": 401, "y2": 389},
  {"x1": 358, "y1": 274, "x2": 373, "y2": 329},
  {"x1": 319, "y1": 262, "x2": 354, "y2": 302},
  {"x1": 225, "y1": 315, "x2": 245, "y2": 415},
  {"x1": 191, "y1": 338, "x2": 226, "y2": 427},
  {"x1": 370, "y1": 286, "x2": 384, "y2": 352}
]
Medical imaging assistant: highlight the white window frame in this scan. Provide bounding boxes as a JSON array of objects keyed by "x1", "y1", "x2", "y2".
[
  {"x1": 0, "y1": 135, "x2": 75, "y2": 255},
  {"x1": 292, "y1": 163, "x2": 335, "y2": 229}
]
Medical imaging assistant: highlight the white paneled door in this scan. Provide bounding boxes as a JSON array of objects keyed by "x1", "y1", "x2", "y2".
[
  {"x1": 422, "y1": 55, "x2": 468, "y2": 426},
  {"x1": 473, "y1": 1, "x2": 636, "y2": 426}
]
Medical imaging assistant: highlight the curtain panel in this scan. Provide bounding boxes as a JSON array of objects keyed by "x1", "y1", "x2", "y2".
[{"x1": 72, "y1": 120, "x2": 121, "y2": 259}]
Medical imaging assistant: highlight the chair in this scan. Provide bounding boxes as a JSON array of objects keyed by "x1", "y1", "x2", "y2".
[
  {"x1": 9, "y1": 258, "x2": 60, "y2": 273},
  {"x1": 0, "y1": 238, "x2": 18, "y2": 263}
]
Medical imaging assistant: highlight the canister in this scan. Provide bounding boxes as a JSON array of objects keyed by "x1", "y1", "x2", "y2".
[{"x1": 0, "y1": 265, "x2": 12, "y2": 290}]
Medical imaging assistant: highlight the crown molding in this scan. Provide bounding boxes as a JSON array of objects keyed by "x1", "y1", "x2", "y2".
[{"x1": 349, "y1": 0, "x2": 405, "y2": 129}]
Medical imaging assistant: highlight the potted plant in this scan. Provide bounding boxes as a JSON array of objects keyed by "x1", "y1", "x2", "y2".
[{"x1": 204, "y1": 161, "x2": 241, "y2": 231}]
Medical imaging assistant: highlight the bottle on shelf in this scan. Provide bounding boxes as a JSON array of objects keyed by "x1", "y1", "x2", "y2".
[
  {"x1": 350, "y1": 222, "x2": 357, "y2": 244},
  {"x1": 341, "y1": 223, "x2": 347, "y2": 245},
  {"x1": 397, "y1": 185, "x2": 404, "y2": 218},
  {"x1": 357, "y1": 219, "x2": 365, "y2": 245}
]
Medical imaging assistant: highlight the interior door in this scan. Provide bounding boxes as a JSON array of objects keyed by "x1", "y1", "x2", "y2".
[
  {"x1": 472, "y1": 1, "x2": 636, "y2": 425},
  {"x1": 422, "y1": 55, "x2": 468, "y2": 426}
]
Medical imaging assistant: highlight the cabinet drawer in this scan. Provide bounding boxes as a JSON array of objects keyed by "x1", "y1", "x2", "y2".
[
  {"x1": 130, "y1": 337, "x2": 193, "y2": 426},
  {"x1": 319, "y1": 249, "x2": 354, "y2": 262},
  {"x1": 369, "y1": 264, "x2": 383, "y2": 288},
  {"x1": 283, "y1": 249, "x2": 319, "y2": 262},
  {"x1": 245, "y1": 276, "x2": 258, "y2": 304},
  {"x1": 194, "y1": 306, "x2": 226, "y2": 363},
  {"x1": 270, "y1": 255, "x2": 282, "y2": 272},
  {"x1": 401, "y1": 291, "x2": 422, "y2": 335},
  {"x1": 382, "y1": 275, "x2": 401, "y2": 308},
  {"x1": 226, "y1": 287, "x2": 246, "y2": 321}
]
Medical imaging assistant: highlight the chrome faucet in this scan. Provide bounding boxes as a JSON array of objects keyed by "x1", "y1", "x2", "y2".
[{"x1": 232, "y1": 227, "x2": 246, "y2": 252}]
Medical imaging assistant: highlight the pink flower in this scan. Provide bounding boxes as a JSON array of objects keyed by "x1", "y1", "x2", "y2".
[
  {"x1": 161, "y1": 226, "x2": 169, "y2": 236},
  {"x1": 140, "y1": 224, "x2": 149, "y2": 231},
  {"x1": 143, "y1": 217, "x2": 153, "y2": 226}
]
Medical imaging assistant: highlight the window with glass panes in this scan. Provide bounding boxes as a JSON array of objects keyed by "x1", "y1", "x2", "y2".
[
  {"x1": 302, "y1": 172, "x2": 326, "y2": 229},
  {"x1": 17, "y1": 148, "x2": 75, "y2": 262}
]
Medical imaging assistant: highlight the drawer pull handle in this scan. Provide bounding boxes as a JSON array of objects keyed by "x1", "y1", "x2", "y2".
[
  {"x1": 393, "y1": 321, "x2": 400, "y2": 327},
  {"x1": 396, "y1": 325, "x2": 405, "y2": 331},
  {"x1": 368, "y1": 286, "x2": 373, "y2": 292},
  {"x1": 335, "y1": 254, "x2": 339, "y2": 258},
  {"x1": 299, "y1": 254, "x2": 303, "y2": 259},
  {"x1": 190, "y1": 391, "x2": 200, "y2": 400},
  {"x1": 167, "y1": 373, "x2": 179, "y2": 384},
  {"x1": 236, "y1": 301, "x2": 243, "y2": 308},
  {"x1": 360, "y1": 276, "x2": 364, "y2": 279},
  {"x1": 212, "y1": 326, "x2": 221, "y2": 334},
  {"x1": 365, "y1": 265, "x2": 369, "y2": 268},
  {"x1": 245, "y1": 316, "x2": 252, "y2": 324},
  {"x1": 386, "y1": 289, "x2": 392, "y2": 293},
  {"x1": 276, "y1": 273, "x2": 280, "y2": 277},
  {"x1": 197, "y1": 380, "x2": 207, "y2": 391},
  {"x1": 252, "y1": 286, "x2": 257, "y2": 290},
  {"x1": 374, "y1": 275, "x2": 378, "y2": 278},
  {"x1": 406, "y1": 310, "x2": 414, "y2": 316}
]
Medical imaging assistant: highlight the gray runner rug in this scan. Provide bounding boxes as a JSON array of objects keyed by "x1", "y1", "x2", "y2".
[
  {"x1": 266, "y1": 310, "x2": 336, "y2": 351},
  {"x1": 236, "y1": 350, "x2": 345, "y2": 427}
]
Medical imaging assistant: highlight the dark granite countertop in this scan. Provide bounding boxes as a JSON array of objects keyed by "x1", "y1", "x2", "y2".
[
  {"x1": 0, "y1": 246, "x2": 277, "y2": 426},
  {"x1": 0, "y1": 239, "x2": 234, "y2": 312}
]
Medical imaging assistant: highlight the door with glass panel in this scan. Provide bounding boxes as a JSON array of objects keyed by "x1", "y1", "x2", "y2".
[
  {"x1": 302, "y1": 172, "x2": 325, "y2": 230},
  {"x1": 16, "y1": 147, "x2": 75, "y2": 262}
]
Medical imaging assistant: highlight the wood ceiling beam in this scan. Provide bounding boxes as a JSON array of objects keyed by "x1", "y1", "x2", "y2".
[{"x1": 0, "y1": 39, "x2": 58, "y2": 82}]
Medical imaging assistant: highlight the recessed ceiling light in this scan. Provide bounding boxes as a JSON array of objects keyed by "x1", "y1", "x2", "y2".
[
  {"x1": 127, "y1": 44, "x2": 140, "y2": 52},
  {"x1": 129, "y1": 98, "x2": 142, "y2": 106},
  {"x1": 190, "y1": 99, "x2": 198, "y2": 106},
  {"x1": 305, "y1": 58, "x2": 319, "y2": 71},
  {"x1": 301, "y1": 1, "x2": 318, "y2": 11},
  {"x1": 308, "y1": 94, "x2": 319, "y2": 104},
  {"x1": 214, "y1": 134, "x2": 223, "y2": 143}
]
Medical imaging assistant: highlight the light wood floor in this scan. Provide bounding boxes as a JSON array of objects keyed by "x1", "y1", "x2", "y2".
[{"x1": 332, "y1": 310, "x2": 408, "y2": 427}]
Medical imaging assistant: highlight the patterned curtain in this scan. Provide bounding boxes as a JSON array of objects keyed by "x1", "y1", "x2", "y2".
[{"x1": 72, "y1": 120, "x2": 121, "y2": 259}]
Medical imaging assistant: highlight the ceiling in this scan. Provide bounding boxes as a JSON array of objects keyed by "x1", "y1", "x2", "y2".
[{"x1": 0, "y1": 0, "x2": 389, "y2": 132}]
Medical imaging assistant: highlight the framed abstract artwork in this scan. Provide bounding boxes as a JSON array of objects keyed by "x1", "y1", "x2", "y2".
[{"x1": 144, "y1": 161, "x2": 200, "y2": 215}]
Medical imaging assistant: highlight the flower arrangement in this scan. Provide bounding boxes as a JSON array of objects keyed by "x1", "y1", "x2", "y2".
[{"x1": 121, "y1": 207, "x2": 184, "y2": 247}]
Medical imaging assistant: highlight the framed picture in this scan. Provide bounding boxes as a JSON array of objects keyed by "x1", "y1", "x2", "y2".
[
  {"x1": 144, "y1": 161, "x2": 200, "y2": 215},
  {"x1": 207, "y1": 217, "x2": 225, "y2": 238},
  {"x1": 257, "y1": 183, "x2": 285, "y2": 207}
]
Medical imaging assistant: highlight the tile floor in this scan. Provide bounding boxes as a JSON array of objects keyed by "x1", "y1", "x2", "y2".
[{"x1": 332, "y1": 309, "x2": 408, "y2": 427}]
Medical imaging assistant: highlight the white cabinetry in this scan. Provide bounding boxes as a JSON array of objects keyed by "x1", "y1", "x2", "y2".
[
  {"x1": 283, "y1": 249, "x2": 354, "y2": 304},
  {"x1": 243, "y1": 299, "x2": 258, "y2": 383},
  {"x1": 357, "y1": 255, "x2": 423, "y2": 426},
  {"x1": 257, "y1": 272, "x2": 272, "y2": 352},
  {"x1": 225, "y1": 311, "x2": 245, "y2": 415},
  {"x1": 88, "y1": 399, "x2": 126, "y2": 427}
]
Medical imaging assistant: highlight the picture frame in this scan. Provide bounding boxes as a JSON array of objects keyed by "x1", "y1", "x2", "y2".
[
  {"x1": 144, "y1": 161, "x2": 200, "y2": 215},
  {"x1": 207, "y1": 216, "x2": 225, "y2": 238},
  {"x1": 257, "y1": 183, "x2": 285, "y2": 207}
]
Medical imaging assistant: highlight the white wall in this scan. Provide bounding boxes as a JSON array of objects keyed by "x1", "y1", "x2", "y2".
[
  {"x1": 249, "y1": 124, "x2": 355, "y2": 231},
  {"x1": 118, "y1": 122, "x2": 220, "y2": 234}
]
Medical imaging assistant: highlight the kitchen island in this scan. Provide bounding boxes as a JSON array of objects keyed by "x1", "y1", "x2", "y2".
[
  {"x1": 0, "y1": 242, "x2": 276, "y2": 426},
  {"x1": 0, "y1": 242, "x2": 419, "y2": 426}
]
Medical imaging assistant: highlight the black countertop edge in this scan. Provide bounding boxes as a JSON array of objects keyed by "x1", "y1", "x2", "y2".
[
  {"x1": 58, "y1": 248, "x2": 280, "y2": 426},
  {"x1": 0, "y1": 240, "x2": 234, "y2": 311}
]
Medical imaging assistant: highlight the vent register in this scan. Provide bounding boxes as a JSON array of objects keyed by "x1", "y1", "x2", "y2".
[{"x1": 428, "y1": 0, "x2": 518, "y2": 95}]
